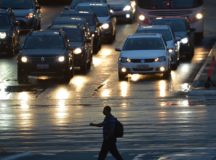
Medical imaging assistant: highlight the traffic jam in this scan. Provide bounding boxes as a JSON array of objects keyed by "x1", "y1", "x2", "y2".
[{"x1": 0, "y1": 0, "x2": 204, "y2": 83}]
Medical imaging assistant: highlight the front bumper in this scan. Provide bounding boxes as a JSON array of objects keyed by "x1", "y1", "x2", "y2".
[{"x1": 118, "y1": 62, "x2": 169, "y2": 75}]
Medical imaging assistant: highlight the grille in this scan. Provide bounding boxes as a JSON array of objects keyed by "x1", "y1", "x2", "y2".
[
  {"x1": 133, "y1": 68, "x2": 153, "y2": 71},
  {"x1": 130, "y1": 59, "x2": 155, "y2": 63},
  {"x1": 149, "y1": 10, "x2": 192, "y2": 17},
  {"x1": 29, "y1": 57, "x2": 57, "y2": 63}
]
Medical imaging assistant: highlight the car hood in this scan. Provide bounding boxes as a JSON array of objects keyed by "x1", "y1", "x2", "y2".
[
  {"x1": 174, "y1": 32, "x2": 187, "y2": 39},
  {"x1": 98, "y1": 16, "x2": 110, "y2": 23},
  {"x1": 166, "y1": 40, "x2": 175, "y2": 49},
  {"x1": 20, "y1": 49, "x2": 67, "y2": 56},
  {"x1": 13, "y1": 9, "x2": 34, "y2": 17},
  {"x1": 120, "y1": 50, "x2": 167, "y2": 59}
]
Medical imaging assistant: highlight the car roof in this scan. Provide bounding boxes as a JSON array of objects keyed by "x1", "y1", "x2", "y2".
[
  {"x1": 128, "y1": 33, "x2": 163, "y2": 39},
  {"x1": 76, "y1": 2, "x2": 108, "y2": 7},
  {"x1": 137, "y1": 25, "x2": 172, "y2": 31},
  {"x1": 30, "y1": 30, "x2": 63, "y2": 36}
]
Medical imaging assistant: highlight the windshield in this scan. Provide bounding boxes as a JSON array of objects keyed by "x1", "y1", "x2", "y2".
[
  {"x1": 0, "y1": 0, "x2": 33, "y2": 9},
  {"x1": 0, "y1": 15, "x2": 9, "y2": 28},
  {"x1": 136, "y1": 29, "x2": 173, "y2": 41},
  {"x1": 152, "y1": 19, "x2": 187, "y2": 32},
  {"x1": 123, "y1": 37, "x2": 165, "y2": 50},
  {"x1": 75, "y1": 5, "x2": 109, "y2": 17},
  {"x1": 24, "y1": 35, "x2": 65, "y2": 49},
  {"x1": 137, "y1": 0, "x2": 203, "y2": 9}
]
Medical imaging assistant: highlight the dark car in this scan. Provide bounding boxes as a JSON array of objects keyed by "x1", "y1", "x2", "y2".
[
  {"x1": 152, "y1": 18, "x2": 194, "y2": 60},
  {"x1": 17, "y1": 30, "x2": 74, "y2": 84},
  {"x1": 0, "y1": 9, "x2": 20, "y2": 56},
  {"x1": 0, "y1": 0, "x2": 41, "y2": 32},
  {"x1": 60, "y1": 10, "x2": 102, "y2": 54},
  {"x1": 107, "y1": 0, "x2": 136, "y2": 23},
  {"x1": 70, "y1": 0, "x2": 107, "y2": 9},
  {"x1": 49, "y1": 24, "x2": 93, "y2": 73},
  {"x1": 75, "y1": 2, "x2": 117, "y2": 43}
]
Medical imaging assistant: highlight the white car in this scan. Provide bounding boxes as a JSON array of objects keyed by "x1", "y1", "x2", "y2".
[
  {"x1": 116, "y1": 33, "x2": 171, "y2": 81},
  {"x1": 136, "y1": 25, "x2": 180, "y2": 69}
]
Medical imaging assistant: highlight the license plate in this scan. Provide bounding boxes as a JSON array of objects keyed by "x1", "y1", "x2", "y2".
[
  {"x1": 37, "y1": 64, "x2": 49, "y2": 69},
  {"x1": 137, "y1": 65, "x2": 148, "y2": 69}
]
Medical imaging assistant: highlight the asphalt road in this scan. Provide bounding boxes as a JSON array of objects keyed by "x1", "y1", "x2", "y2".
[{"x1": 0, "y1": 1, "x2": 216, "y2": 160}]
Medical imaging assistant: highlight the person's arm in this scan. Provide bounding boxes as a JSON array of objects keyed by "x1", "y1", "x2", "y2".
[{"x1": 89, "y1": 122, "x2": 103, "y2": 127}]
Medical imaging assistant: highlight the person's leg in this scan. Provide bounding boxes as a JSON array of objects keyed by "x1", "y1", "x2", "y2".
[
  {"x1": 98, "y1": 141, "x2": 109, "y2": 160},
  {"x1": 109, "y1": 142, "x2": 123, "y2": 160}
]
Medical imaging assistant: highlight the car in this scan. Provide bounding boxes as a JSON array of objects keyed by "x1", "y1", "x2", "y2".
[
  {"x1": 152, "y1": 18, "x2": 195, "y2": 60},
  {"x1": 0, "y1": 0, "x2": 41, "y2": 32},
  {"x1": 49, "y1": 24, "x2": 93, "y2": 73},
  {"x1": 75, "y1": 2, "x2": 117, "y2": 43},
  {"x1": 70, "y1": 0, "x2": 107, "y2": 9},
  {"x1": 107, "y1": 0, "x2": 136, "y2": 23},
  {"x1": 136, "y1": 25, "x2": 180, "y2": 69},
  {"x1": 116, "y1": 33, "x2": 171, "y2": 81},
  {"x1": 0, "y1": 9, "x2": 20, "y2": 56},
  {"x1": 17, "y1": 30, "x2": 74, "y2": 84},
  {"x1": 60, "y1": 10, "x2": 102, "y2": 54}
]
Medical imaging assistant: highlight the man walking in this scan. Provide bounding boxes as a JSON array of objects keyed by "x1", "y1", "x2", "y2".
[{"x1": 90, "y1": 106, "x2": 123, "y2": 160}]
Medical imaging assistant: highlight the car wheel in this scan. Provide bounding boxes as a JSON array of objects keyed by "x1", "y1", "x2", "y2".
[
  {"x1": 118, "y1": 72, "x2": 127, "y2": 81},
  {"x1": 163, "y1": 69, "x2": 171, "y2": 79},
  {"x1": 17, "y1": 69, "x2": 28, "y2": 84},
  {"x1": 81, "y1": 62, "x2": 88, "y2": 74},
  {"x1": 62, "y1": 70, "x2": 71, "y2": 84}
]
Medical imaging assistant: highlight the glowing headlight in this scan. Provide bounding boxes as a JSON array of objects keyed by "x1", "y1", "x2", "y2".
[
  {"x1": 121, "y1": 67, "x2": 127, "y2": 73},
  {"x1": 58, "y1": 56, "x2": 65, "y2": 62},
  {"x1": 139, "y1": 14, "x2": 145, "y2": 21},
  {"x1": 73, "y1": 48, "x2": 82, "y2": 54},
  {"x1": 110, "y1": 9, "x2": 114, "y2": 14},
  {"x1": 159, "y1": 66, "x2": 166, "y2": 72},
  {"x1": 21, "y1": 56, "x2": 28, "y2": 63},
  {"x1": 26, "y1": 13, "x2": 34, "y2": 19},
  {"x1": 131, "y1": 1, "x2": 136, "y2": 8},
  {"x1": 0, "y1": 32, "x2": 7, "y2": 39},
  {"x1": 168, "y1": 48, "x2": 174, "y2": 54},
  {"x1": 154, "y1": 56, "x2": 166, "y2": 62},
  {"x1": 181, "y1": 37, "x2": 189, "y2": 44},
  {"x1": 101, "y1": 23, "x2": 109, "y2": 30},
  {"x1": 196, "y1": 13, "x2": 203, "y2": 20},
  {"x1": 123, "y1": 5, "x2": 131, "y2": 11}
]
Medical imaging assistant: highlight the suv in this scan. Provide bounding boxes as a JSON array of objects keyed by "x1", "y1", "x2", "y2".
[
  {"x1": 0, "y1": 9, "x2": 20, "y2": 56},
  {"x1": 17, "y1": 30, "x2": 74, "y2": 84},
  {"x1": 60, "y1": 10, "x2": 102, "y2": 54},
  {"x1": 116, "y1": 33, "x2": 171, "y2": 80},
  {"x1": 49, "y1": 25, "x2": 93, "y2": 74},
  {"x1": 136, "y1": 25, "x2": 180, "y2": 69},
  {"x1": 0, "y1": 0, "x2": 41, "y2": 32}
]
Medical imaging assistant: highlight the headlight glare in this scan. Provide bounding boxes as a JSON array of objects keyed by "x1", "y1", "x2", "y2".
[
  {"x1": 168, "y1": 48, "x2": 174, "y2": 54},
  {"x1": 155, "y1": 56, "x2": 166, "y2": 62},
  {"x1": 120, "y1": 57, "x2": 131, "y2": 63},
  {"x1": 101, "y1": 23, "x2": 109, "y2": 30},
  {"x1": 181, "y1": 37, "x2": 189, "y2": 44},
  {"x1": 139, "y1": 14, "x2": 145, "y2": 21},
  {"x1": 21, "y1": 56, "x2": 28, "y2": 63},
  {"x1": 58, "y1": 56, "x2": 65, "y2": 62},
  {"x1": 73, "y1": 48, "x2": 82, "y2": 54},
  {"x1": 26, "y1": 13, "x2": 34, "y2": 19},
  {"x1": 196, "y1": 13, "x2": 203, "y2": 20},
  {"x1": 0, "y1": 32, "x2": 7, "y2": 39}
]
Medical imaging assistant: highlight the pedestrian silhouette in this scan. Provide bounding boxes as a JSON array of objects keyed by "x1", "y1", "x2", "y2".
[{"x1": 90, "y1": 106, "x2": 123, "y2": 160}]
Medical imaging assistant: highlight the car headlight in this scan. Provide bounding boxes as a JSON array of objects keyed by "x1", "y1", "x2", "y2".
[
  {"x1": 123, "y1": 5, "x2": 131, "y2": 11},
  {"x1": 195, "y1": 13, "x2": 203, "y2": 20},
  {"x1": 26, "y1": 13, "x2": 34, "y2": 19},
  {"x1": 138, "y1": 14, "x2": 145, "y2": 21},
  {"x1": 101, "y1": 23, "x2": 109, "y2": 30},
  {"x1": 21, "y1": 56, "x2": 28, "y2": 63},
  {"x1": 73, "y1": 48, "x2": 82, "y2": 55},
  {"x1": 181, "y1": 37, "x2": 189, "y2": 44},
  {"x1": 168, "y1": 48, "x2": 174, "y2": 54},
  {"x1": 58, "y1": 56, "x2": 65, "y2": 62},
  {"x1": 154, "y1": 56, "x2": 166, "y2": 62},
  {"x1": 120, "y1": 57, "x2": 131, "y2": 63},
  {"x1": 0, "y1": 32, "x2": 7, "y2": 39}
]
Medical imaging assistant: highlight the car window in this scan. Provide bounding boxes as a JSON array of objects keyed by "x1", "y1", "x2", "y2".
[
  {"x1": 0, "y1": 15, "x2": 9, "y2": 28},
  {"x1": 75, "y1": 5, "x2": 109, "y2": 17},
  {"x1": 123, "y1": 37, "x2": 165, "y2": 50},
  {"x1": 0, "y1": 0, "x2": 34, "y2": 9},
  {"x1": 137, "y1": 29, "x2": 173, "y2": 41},
  {"x1": 24, "y1": 35, "x2": 65, "y2": 49},
  {"x1": 62, "y1": 28, "x2": 84, "y2": 42}
]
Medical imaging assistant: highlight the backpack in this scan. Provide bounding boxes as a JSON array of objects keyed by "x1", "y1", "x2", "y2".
[{"x1": 115, "y1": 119, "x2": 124, "y2": 138}]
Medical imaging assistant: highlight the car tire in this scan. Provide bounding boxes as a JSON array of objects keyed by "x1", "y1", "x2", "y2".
[
  {"x1": 118, "y1": 72, "x2": 127, "y2": 81},
  {"x1": 163, "y1": 69, "x2": 171, "y2": 79},
  {"x1": 62, "y1": 70, "x2": 71, "y2": 84},
  {"x1": 17, "y1": 69, "x2": 28, "y2": 84}
]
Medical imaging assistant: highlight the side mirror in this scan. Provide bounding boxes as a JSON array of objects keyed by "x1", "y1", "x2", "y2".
[{"x1": 115, "y1": 48, "x2": 121, "y2": 52}]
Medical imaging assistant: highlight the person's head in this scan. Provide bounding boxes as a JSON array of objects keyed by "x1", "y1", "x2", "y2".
[{"x1": 103, "y1": 106, "x2": 111, "y2": 116}]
